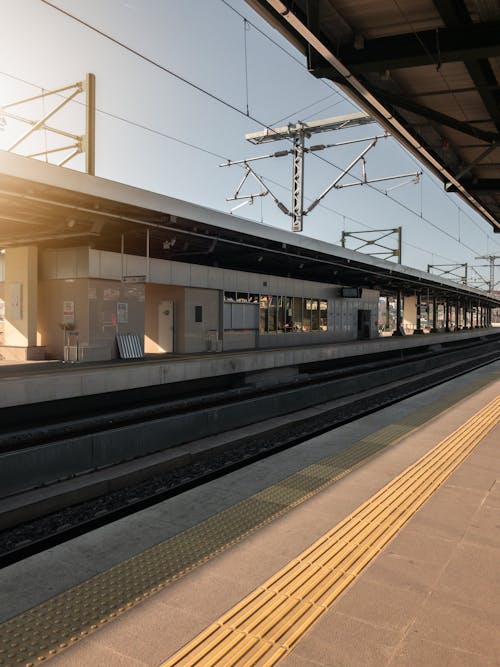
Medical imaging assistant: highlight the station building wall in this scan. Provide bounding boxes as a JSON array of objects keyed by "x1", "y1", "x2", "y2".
[{"x1": 5, "y1": 245, "x2": 381, "y2": 360}]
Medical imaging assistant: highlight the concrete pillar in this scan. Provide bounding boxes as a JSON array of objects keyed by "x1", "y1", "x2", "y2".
[
  {"x1": 402, "y1": 294, "x2": 416, "y2": 334},
  {"x1": 3, "y1": 247, "x2": 40, "y2": 357}
]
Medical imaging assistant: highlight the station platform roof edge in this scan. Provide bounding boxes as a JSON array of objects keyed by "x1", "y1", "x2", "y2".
[{"x1": 0, "y1": 150, "x2": 499, "y2": 306}]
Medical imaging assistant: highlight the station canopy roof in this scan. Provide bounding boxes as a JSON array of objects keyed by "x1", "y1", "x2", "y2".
[
  {"x1": 0, "y1": 151, "x2": 499, "y2": 306},
  {"x1": 246, "y1": 0, "x2": 500, "y2": 233}
]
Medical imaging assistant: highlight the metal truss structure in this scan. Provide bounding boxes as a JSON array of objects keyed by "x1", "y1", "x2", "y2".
[
  {"x1": 474, "y1": 255, "x2": 500, "y2": 292},
  {"x1": 222, "y1": 112, "x2": 421, "y2": 232},
  {"x1": 468, "y1": 266, "x2": 490, "y2": 291},
  {"x1": 0, "y1": 73, "x2": 95, "y2": 174},
  {"x1": 427, "y1": 263, "x2": 468, "y2": 285},
  {"x1": 342, "y1": 227, "x2": 402, "y2": 262}
]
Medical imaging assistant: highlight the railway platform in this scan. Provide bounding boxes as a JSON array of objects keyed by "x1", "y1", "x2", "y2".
[
  {"x1": 0, "y1": 327, "x2": 497, "y2": 409},
  {"x1": 0, "y1": 360, "x2": 498, "y2": 666}
]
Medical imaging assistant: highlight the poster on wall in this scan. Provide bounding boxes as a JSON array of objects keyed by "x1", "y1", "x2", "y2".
[
  {"x1": 117, "y1": 302, "x2": 128, "y2": 324},
  {"x1": 63, "y1": 301, "x2": 75, "y2": 325}
]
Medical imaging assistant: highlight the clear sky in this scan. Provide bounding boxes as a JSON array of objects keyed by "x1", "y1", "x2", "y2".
[{"x1": 1, "y1": 0, "x2": 499, "y2": 286}]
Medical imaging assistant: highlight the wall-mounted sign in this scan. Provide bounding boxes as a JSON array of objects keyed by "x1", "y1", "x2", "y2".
[
  {"x1": 63, "y1": 300, "x2": 75, "y2": 325},
  {"x1": 341, "y1": 287, "x2": 362, "y2": 298},
  {"x1": 117, "y1": 302, "x2": 128, "y2": 324}
]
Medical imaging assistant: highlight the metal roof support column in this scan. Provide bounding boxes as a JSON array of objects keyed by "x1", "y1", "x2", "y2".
[
  {"x1": 445, "y1": 299, "x2": 450, "y2": 332},
  {"x1": 385, "y1": 296, "x2": 390, "y2": 330},
  {"x1": 456, "y1": 295, "x2": 461, "y2": 331},
  {"x1": 414, "y1": 292, "x2": 424, "y2": 334},
  {"x1": 430, "y1": 295, "x2": 438, "y2": 332},
  {"x1": 392, "y1": 290, "x2": 404, "y2": 336}
]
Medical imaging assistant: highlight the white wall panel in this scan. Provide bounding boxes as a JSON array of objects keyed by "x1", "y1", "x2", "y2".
[
  {"x1": 99, "y1": 251, "x2": 122, "y2": 279},
  {"x1": 190, "y1": 264, "x2": 208, "y2": 288},
  {"x1": 171, "y1": 261, "x2": 190, "y2": 285},
  {"x1": 149, "y1": 258, "x2": 172, "y2": 284},
  {"x1": 124, "y1": 254, "x2": 146, "y2": 278}
]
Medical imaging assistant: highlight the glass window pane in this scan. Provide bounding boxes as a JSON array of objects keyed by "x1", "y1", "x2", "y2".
[
  {"x1": 303, "y1": 299, "x2": 311, "y2": 331},
  {"x1": 320, "y1": 300, "x2": 328, "y2": 330},
  {"x1": 293, "y1": 297, "x2": 303, "y2": 332},
  {"x1": 285, "y1": 297, "x2": 293, "y2": 332},
  {"x1": 259, "y1": 295, "x2": 268, "y2": 333},
  {"x1": 277, "y1": 296, "x2": 285, "y2": 332},
  {"x1": 268, "y1": 295, "x2": 277, "y2": 332},
  {"x1": 311, "y1": 299, "x2": 320, "y2": 330}
]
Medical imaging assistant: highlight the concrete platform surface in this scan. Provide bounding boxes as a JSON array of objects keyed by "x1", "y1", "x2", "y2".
[
  {"x1": 41, "y1": 369, "x2": 500, "y2": 666},
  {"x1": 0, "y1": 327, "x2": 496, "y2": 408}
]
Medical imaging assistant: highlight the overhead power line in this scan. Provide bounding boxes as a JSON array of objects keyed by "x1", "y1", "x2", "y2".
[{"x1": 14, "y1": 1, "x2": 500, "y2": 262}]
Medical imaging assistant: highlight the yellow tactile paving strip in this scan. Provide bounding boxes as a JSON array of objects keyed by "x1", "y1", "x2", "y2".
[
  {"x1": 0, "y1": 371, "x2": 497, "y2": 667},
  {"x1": 161, "y1": 395, "x2": 500, "y2": 667}
]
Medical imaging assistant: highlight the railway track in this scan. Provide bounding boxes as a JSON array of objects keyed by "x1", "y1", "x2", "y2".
[{"x1": 0, "y1": 335, "x2": 498, "y2": 568}]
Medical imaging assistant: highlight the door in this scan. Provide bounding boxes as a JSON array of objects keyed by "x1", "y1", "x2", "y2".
[
  {"x1": 158, "y1": 300, "x2": 174, "y2": 353},
  {"x1": 357, "y1": 309, "x2": 371, "y2": 340}
]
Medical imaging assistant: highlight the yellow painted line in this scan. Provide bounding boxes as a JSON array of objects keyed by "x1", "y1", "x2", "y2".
[{"x1": 162, "y1": 396, "x2": 500, "y2": 667}]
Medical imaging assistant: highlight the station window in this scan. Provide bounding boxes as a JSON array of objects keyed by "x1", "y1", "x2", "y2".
[
  {"x1": 268, "y1": 295, "x2": 277, "y2": 332},
  {"x1": 293, "y1": 297, "x2": 303, "y2": 332},
  {"x1": 224, "y1": 291, "x2": 236, "y2": 302},
  {"x1": 259, "y1": 295, "x2": 269, "y2": 333},
  {"x1": 284, "y1": 296, "x2": 293, "y2": 332},
  {"x1": 277, "y1": 296, "x2": 285, "y2": 332},
  {"x1": 258, "y1": 294, "x2": 328, "y2": 334},
  {"x1": 320, "y1": 300, "x2": 328, "y2": 330},
  {"x1": 303, "y1": 299, "x2": 312, "y2": 331},
  {"x1": 311, "y1": 299, "x2": 320, "y2": 331}
]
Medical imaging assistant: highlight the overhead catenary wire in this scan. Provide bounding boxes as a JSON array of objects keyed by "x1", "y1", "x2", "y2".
[
  {"x1": 0, "y1": 69, "x2": 485, "y2": 269},
  {"x1": 0, "y1": 67, "x2": 462, "y2": 266},
  {"x1": 7, "y1": 1, "x2": 500, "y2": 269}
]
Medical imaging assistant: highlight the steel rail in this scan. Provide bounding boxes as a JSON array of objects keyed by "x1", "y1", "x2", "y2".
[{"x1": 0, "y1": 345, "x2": 498, "y2": 569}]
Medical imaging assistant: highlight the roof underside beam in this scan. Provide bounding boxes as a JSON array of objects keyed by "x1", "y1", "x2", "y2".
[
  {"x1": 446, "y1": 179, "x2": 500, "y2": 192},
  {"x1": 433, "y1": 0, "x2": 500, "y2": 133},
  {"x1": 338, "y1": 21, "x2": 500, "y2": 73},
  {"x1": 364, "y1": 86, "x2": 499, "y2": 144}
]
